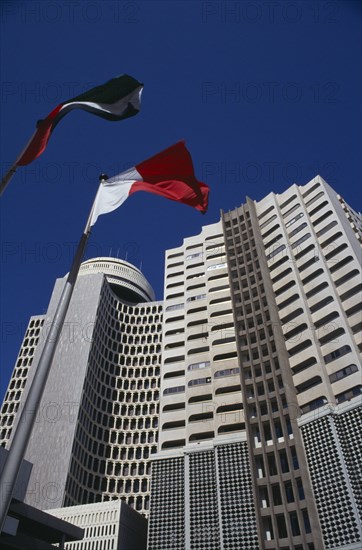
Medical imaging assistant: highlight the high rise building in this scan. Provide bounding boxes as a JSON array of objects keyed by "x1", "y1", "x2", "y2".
[
  {"x1": 0, "y1": 258, "x2": 162, "y2": 517},
  {"x1": 1, "y1": 175, "x2": 361, "y2": 550},
  {"x1": 148, "y1": 176, "x2": 362, "y2": 550}
]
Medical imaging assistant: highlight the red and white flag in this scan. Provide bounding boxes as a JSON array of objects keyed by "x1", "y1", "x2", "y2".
[{"x1": 90, "y1": 141, "x2": 210, "y2": 225}]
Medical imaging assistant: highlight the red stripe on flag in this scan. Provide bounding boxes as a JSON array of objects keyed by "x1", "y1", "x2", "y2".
[
  {"x1": 129, "y1": 179, "x2": 209, "y2": 213},
  {"x1": 129, "y1": 142, "x2": 209, "y2": 213},
  {"x1": 17, "y1": 104, "x2": 64, "y2": 166}
]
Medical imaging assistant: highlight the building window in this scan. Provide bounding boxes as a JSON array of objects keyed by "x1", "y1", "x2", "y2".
[
  {"x1": 163, "y1": 385, "x2": 185, "y2": 395},
  {"x1": 272, "y1": 267, "x2": 293, "y2": 284},
  {"x1": 188, "y1": 361, "x2": 210, "y2": 371},
  {"x1": 291, "y1": 233, "x2": 311, "y2": 249},
  {"x1": 314, "y1": 311, "x2": 339, "y2": 328},
  {"x1": 164, "y1": 355, "x2": 185, "y2": 364},
  {"x1": 258, "y1": 205, "x2": 274, "y2": 220},
  {"x1": 340, "y1": 283, "x2": 362, "y2": 302},
  {"x1": 260, "y1": 214, "x2": 277, "y2": 230},
  {"x1": 189, "y1": 411, "x2": 213, "y2": 422},
  {"x1": 163, "y1": 402, "x2": 185, "y2": 411},
  {"x1": 312, "y1": 209, "x2": 332, "y2": 227},
  {"x1": 265, "y1": 234, "x2": 282, "y2": 250},
  {"x1": 207, "y1": 262, "x2": 227, "y2": 271},
  {"x1": 302, "y1": 182, "x2": 320, "y2": 198},
  {"x1": 162, "y1": 420, "x2": 185, "y2": 430},
  {"x1": 295, "y1": 243, "x2": 315, "y2": 261},
  {"x1": 305, "y1": 281, "x2": 328, "y2": 298},
  {"x1": 284, "y1": 322, "x2": 308, "y2": 341},
  {"x1": 266, "y1": 244, "x2": 286, "y2": 261},
  {"x1": 346, "y1": 302, "x2": 362, "y2": 317},
  {"x1": 320, "y1": 231, "x2": 343, "y2": 250},
  {"x1": 301, "y1": 268, "x2": 323, "y2": 285},
  {"x1": 186, "y1": 252, "x2": 203, "y2": 260},
  {"x1": 166, "y1": 271, "x2": 184, "y2": 279},
  {"x1": 301, "y1": 396, "x2": 327, "y2": 414},
  {"x1": 280, "y1": 194, "x2": 297, "y2": 210},
  {"x1": 283, "y1": 203, "x2": 300, "y2": 218},
  {"x1": 276, "y1": 514, "x2": 288, "y2": 538},
  {"x1": 309, "y1": 295, "x2": 333, "y2": 313},
  {"x1": 324, "y1": 345, "x2": 351, "y2": 364},
  {"x1": 187, "y1": 294, "x2": 206, "y2": 302},
  {"x1": 187, "y1": 282, "x2": 206, "y2": 291},
  {"x1": 329, "y1": 255, "x2": 353, "y2": 275},
  {"x1": 298, "y1": 255, "x2": 319, "y2": 273},
  {"x1": 290, "y1": 512, "x2": 301, "y2": 536},
  {"x1": 329, "y1": 364, "x2": 358, "y2": 384},
  {"x1": 262, "y1": 223, "x2": 280, "y2": 239},
  {"x1": 189, "y1": 393, "x2": 212, "y2": 403},
  {"x1": 316, "y1": 220, "x2": 338, "y2": 237},
  {"x1": 285, "y1": 212, "x2": 304, "y2": 228},
  {"x1": 275, "y1": 280, "x2": 295, "y2": 296},
  {"x1": 336, "y1": 385, "x2": 362, "y2": 403},
  {"x1": 188, "y1": 377, "x2": 211, "y2": 387},
  {"x1": 288, "y1": 340, "x2": 313, "y2": 357},
  {"x1": 214, "y1": 367, "x2": 240, "y2": 378},
  {"x1": 280, "y1": 308, "x2": 304, "y2": 325},
  {"x1": 215, "y1": 384, "x2": 241, "y2": 395},
  {"x1": 284, "y1": 481, "x2": 294, "y2": 503},
  {"x1": 319, "y1": 327, "x2": 345, "y2": 346},
  {"x1": 334, "y1": 269, "x2": 360, "y2": 287},
  {"x1": 305, "y1": 191, "x2": 324, "y2": 207},
  {"x1": 164, "y1": 369, "x2": 184, "y2": 379},
  {"x1": 295, "y1": 376, "x2": 322, "y2": 394},
  {"x1": 289, "y1": 222, "x2": 307, "y2": 238},
  {"x1": 303, "y1": 510, "x2": 312, "y2": 534},
  {"x1": 278, "y1": 293, "x2": 299, "y2": 310},
  {"x1": 189, "y1": 431, "x2": 215, "y2": 442}
]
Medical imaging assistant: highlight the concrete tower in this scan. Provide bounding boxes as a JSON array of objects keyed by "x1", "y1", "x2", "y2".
[
  {"x1": 148, "y1": 176, "x2": 362, "y2": 550},
  {"x1": 1, "y1": 176, "x2": 361, "y2": 550},
  {"x1": 0, "y1": 258, "x2": 162, "y2": 517}
]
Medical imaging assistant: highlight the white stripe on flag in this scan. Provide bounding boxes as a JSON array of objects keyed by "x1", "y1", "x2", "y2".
[
  {"x1": 90, "y1": 167, "x2": 141, "y2": 226},
  {"x1": 61, "y1": 87, "x2": 143, "y2": 117}
]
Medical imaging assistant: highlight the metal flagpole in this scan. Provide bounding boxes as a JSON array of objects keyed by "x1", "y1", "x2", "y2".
[
  {"x1": 0, "y1": 175, "x2": 106, "y2": 532},
  {"x1": 0, "y1": 130, "x2": 38, "y2": 197}
]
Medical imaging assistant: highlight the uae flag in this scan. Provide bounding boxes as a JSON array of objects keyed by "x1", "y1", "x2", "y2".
[
  {"x1": 90, "y1": 141, "x2": 210, "y2": 225},
  {"x1": 17, "y1": 75, "x2": 143, "y2": 166}
]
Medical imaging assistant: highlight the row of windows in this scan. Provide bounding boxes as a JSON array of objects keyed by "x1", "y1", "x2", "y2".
[
  {"x1": 163, "y1": 384, "x2": 243, "y2": 397},
  {"x1": 262, "y1": 509, "x2": 311, "y2": 541},
  {"x1": 255, "y1": 446, "x2": 299, "y2": 476},
  {"x1": 120, "y1": 333, "x2": 160, "y2": 345}
]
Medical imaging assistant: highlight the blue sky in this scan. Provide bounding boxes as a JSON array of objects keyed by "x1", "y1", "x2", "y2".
[{"x1": 0, "y1": 0, "x2": 361, "y2": 401}]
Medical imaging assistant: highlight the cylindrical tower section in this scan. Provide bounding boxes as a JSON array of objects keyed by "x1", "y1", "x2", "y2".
[
  {"x1": 79, "y1": 257, "x2": 155, "y2": 303},
  {"x1": 64, "y1": 257, "x2": 162, "y2": 517}
]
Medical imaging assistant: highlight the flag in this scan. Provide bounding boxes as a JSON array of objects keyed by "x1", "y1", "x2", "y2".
[
  {"x1": 17, "y1": 75, "x2": 143, "y2": 166},
  {"x1": 90, "y1": 141, "x2": 210, "y2": 225}
]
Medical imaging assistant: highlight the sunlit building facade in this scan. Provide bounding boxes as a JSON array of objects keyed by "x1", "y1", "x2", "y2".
[
  {"x1": 0, "y1": 258, "x2": 162, "y2": 518},
  {"x1": 148, "y1": 176, "x2": 362, "y2": 550},
  {"x1": 1, "y1": 176, "x2": 361, "y2": 550}
]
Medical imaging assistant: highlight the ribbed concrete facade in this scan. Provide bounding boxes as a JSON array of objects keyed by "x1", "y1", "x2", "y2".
[
  {"x1": 48, "y1": 499, "x2": 148, "y2": 550},
  {"x1": 148, "y1": 176, "x2": 362, "y2": 550},
  {"x1": 0, "y1": 258, "x2": 161, "y2": 517},
  {"x1": 1, "y1": 176, "x2": 361, "y2": 549},
  {"x1": 0, "y1": 315, "x2": 45, "y2": 447}
]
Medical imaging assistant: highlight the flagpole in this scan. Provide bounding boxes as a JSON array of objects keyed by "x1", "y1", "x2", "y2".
[
  {"x1": 0, "y1": 130, "x2": 38, "y2": 197},
  {"x1": 0, "y1": 176, "x2": 105, "y2": 533}
]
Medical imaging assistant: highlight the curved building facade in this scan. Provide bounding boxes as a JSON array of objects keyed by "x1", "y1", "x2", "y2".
[
  {"x1": 1, "y1": 257, "x2": 162, "y2": 517},
  {"x1": 1, "y1": 177, "x2": 361, "y2": 550},
  {"x1": 78, "y1": 257, "x2": 155, "y2": 303}
]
